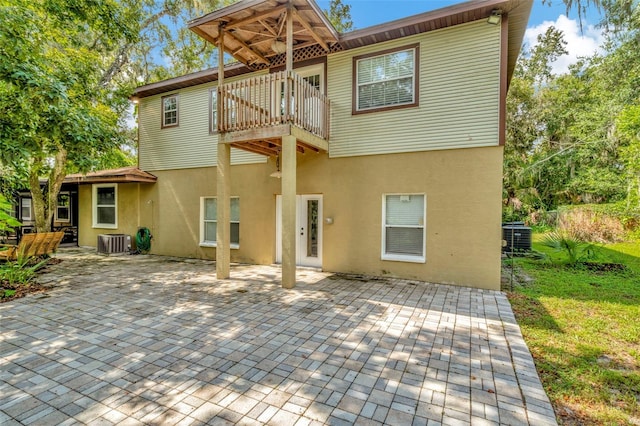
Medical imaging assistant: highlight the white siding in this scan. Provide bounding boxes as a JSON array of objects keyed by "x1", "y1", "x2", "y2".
[
  {"x1": 327, "y1": 20, "x2": 502, "y2": 158},
  {"x1": 138, "y1": 75, "x2": 267, "y2": 171}
]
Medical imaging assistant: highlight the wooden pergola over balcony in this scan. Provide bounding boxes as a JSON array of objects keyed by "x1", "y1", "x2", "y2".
[
  {"x1": 189, "y1": 0, "x2": 339, "y2": 288},
  {"x1": 189, "y1": 0, "x2": 338, "y2": 156}
]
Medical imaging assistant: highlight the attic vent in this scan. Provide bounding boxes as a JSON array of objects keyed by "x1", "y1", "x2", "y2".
[{"x1": 98, "y1": 234, "x2": 130, "y2": 255}]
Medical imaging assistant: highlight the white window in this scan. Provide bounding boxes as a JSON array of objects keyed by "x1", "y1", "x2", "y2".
[
  {"x1": 278, "y1": 64, "x2": 324, "y2": 117},
  {"x1": 162, "y1": 94, "x2": 178, "y2": 127},
  {"x1": 56, "y1": 193, "x2": 70, "y2": 222},
  {"x1": 210, "y1": 88, "x2": 217, "y2": 133},
  {"x1": 200, "y1": 197, "x2": 239, "y2": 248},
  {"x1": 355, "y1": 45, "x2": 418, "y2": 113},
  {"x1": 21, "y1": 198, "x2": 32, "y2": 221},
  {"x1": 382, "y1": 194, "x2": 425, "y2": 262},
  {"x1": 93, "y1": 184, "x2": 117, "y2": 229}
]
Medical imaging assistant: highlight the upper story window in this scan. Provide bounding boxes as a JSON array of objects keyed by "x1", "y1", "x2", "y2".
[
  {"x1": 93, "y1": 184, "x2": 117, "y2": 229},
  {"x1": 162, "y1": 94, "x2": 179, "y2": 128},
  {"x1": 353, "y1": 44, "x2": 419, "y2": 114},
  {"x1": 210, "y1": 88, "x2": 217, "y2": 133}
]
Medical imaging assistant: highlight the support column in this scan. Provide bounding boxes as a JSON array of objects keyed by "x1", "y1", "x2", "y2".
[
  {"x1": 216, "y1": 24, "x2": 230, "y2": 279},
  {"x1": 217, "y1": 143, "x2": 231, "y2": 279},
  {"x1": 281, "y1": 135, "x2": 297, "y2": 288},
  {"x1": 216, "y1": 143, "x2": 231, "y2": 279}
]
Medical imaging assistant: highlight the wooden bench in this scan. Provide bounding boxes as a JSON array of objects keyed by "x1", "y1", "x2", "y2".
[{"x1": 0, "y1": 231, "x2": 65, "y2": 261}]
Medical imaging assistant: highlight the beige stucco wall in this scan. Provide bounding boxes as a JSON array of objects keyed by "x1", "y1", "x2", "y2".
[
  {"x1": 135, "y1": 165, "x2": 281, "y2": 263},
  {"x1": 78, "y1": 183, "x2": 145, "y2": 248},
  {"x1": 78, "y1": 146, "x2": 503, "y2": 290},
  {"x1": 297, "y1": 146, "x2": 504, "y2": 289}
]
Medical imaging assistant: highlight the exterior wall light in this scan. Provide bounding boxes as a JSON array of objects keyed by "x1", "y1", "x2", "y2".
[
  {"x1": 270, "y1": 155, "x2": 282, "y2": 178},
  {"x1": 487, "y1": 9, "x2": 502, "y2": 25}
]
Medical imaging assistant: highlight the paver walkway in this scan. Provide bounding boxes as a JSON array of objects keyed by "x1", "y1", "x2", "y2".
[{"x1": 1, "y1": 249, "x2": 557, "y2": 425}]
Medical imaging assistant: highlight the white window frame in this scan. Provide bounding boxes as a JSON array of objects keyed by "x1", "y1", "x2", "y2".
[
  {"x1": 162, "y1": 94, "x2": 179, "y2": 128},
  {"x1": 92, "y1": 184, "x2": 117, "y2": 229},
  {"x1": 55, "y1": 192, "x2": 71, "y2": 223},
  {"x1": 209, "y1": 88, "x2": 218, "y2": 134},
  {"x1": 354, "y1": 44, "x2": 419, "y2": 113},
  {"x1": 21, "y1": 198, "x2": 32, "y2": 221},
  {"x1": 200, "y1": 196, "x2": 240, "y2": 249},
  {"x1": 275, "y1": 63, "x2": 325, "y2": 117},
  {"x1": 381, "y1": 193, "x2": 426, "y2": 263}
]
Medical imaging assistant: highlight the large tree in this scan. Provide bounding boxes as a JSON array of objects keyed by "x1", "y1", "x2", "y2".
[
  {"x1": 504, "y1": 0, "x2": 640, "y2": 219},
  {"x1": 0, "y1": 0, "x2": 354, "y2": 233},
  {"x1": 324, "y1": 0, "x2": 354, "y2": 33},
  {"x1": 0, "y1": 0, "x2": 136, "y2": 232},
  {"x1": 0, "y1": 0, "x2": 228, "y2": 232}
]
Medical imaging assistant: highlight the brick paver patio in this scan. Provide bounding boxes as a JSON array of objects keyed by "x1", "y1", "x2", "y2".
[{"x1": 1, "y1": 249, "x2": 557, "y2": 425}]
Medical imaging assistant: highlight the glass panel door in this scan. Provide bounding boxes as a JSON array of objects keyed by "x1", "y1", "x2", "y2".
[
  {"x1": 275, "y1": 195, "x2": 323, "y2": 268},
  {"x1": 306, "y1": 199, "x2": 318, "y2": 257},
  {"x1": 299, "y1": 195, "x2": 322, "y2": 267}
]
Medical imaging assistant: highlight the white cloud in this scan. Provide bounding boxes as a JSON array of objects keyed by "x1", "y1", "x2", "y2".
[{"x1": 524, "y1": 15, "x2": 604, "y2": 75}]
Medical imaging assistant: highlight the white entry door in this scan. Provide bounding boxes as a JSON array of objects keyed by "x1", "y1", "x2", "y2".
[{"x1": 275, "y1": 195, "x2": 323, "y2": 268}]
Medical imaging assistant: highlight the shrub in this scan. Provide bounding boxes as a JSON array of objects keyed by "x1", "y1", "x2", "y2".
[
  {"x1": 0, "y1": 256, "x2": 48, "y2": 286},
  {"x1": 557, "y1": 206, "x2": 625, "y2": 243},
  {"x1": 541, "y1": 231, "x2": 596, "y2": 265},
  {"x1": 0, "y1": 193, "x2": 21, "y2": 233}
]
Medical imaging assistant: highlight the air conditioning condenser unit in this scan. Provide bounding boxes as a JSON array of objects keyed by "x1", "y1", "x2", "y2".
[{"x1": 97, "y1": 234, "x2": 130, "y2": 255}]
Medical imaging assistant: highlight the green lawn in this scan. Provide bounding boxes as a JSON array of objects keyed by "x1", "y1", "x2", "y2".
[{"x1": 506, "y1": 237, "x2": 640, "y2": 425}]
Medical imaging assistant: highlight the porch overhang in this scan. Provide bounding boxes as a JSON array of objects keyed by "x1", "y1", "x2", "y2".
[
  {"x1": 188, "y1": 0, "x2": 339, "y2": 69},
  {"x1": 65, "y1": 166, "x2": 157, "y2": 184}
]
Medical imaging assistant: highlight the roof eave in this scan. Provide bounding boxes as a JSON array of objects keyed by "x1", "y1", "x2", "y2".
[{"x1": 133, "y1": 0, "x2": 532, "y2": 98}]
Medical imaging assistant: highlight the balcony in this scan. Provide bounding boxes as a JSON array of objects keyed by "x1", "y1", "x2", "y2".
[{"x1": 217, "y1": 70, "x2": 330, "y2": 156}]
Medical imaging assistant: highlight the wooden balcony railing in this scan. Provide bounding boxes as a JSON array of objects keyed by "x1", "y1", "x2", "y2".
[{"x1": 217, "y1": 70, "x2": 330, "y2": 141}]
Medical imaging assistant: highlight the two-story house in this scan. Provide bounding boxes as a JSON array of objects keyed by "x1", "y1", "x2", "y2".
[{"x1": 76, "y1": 0, "x2": 533, "y2": 290}]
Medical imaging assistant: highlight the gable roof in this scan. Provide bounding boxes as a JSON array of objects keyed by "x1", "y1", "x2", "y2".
[{"x1": 133, "y1": 0, "x2": 532, "y2": 99}]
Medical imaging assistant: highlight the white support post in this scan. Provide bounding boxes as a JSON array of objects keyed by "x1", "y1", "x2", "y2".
[
  {"x1": 281, "y1": 134, "x2": 297, "y2": 288},
  {"x1": 216, "y1": 25, "x2": 231, "y2": 279}
]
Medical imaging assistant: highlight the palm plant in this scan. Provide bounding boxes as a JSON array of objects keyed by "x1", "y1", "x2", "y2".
[{"x1": 541, "y1": 231, "x2": 596, "y2": 265}]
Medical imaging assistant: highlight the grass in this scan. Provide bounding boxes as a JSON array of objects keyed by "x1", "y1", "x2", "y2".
[{"x1": 506, "y1": 236, "x2": 640, "y2": 425}]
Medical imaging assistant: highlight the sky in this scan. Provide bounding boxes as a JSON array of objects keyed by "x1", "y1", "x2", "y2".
[{"x1": 316, "y1": 0, "x2": 605, "y2": 75}]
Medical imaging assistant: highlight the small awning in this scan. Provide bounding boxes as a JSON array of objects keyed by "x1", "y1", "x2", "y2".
[
  {"x1": 65, "y1": 166, "x2": 157, "y2": 184},
  {"x1": 188, "y1": 0, "x2": 339, "y2": 69}
]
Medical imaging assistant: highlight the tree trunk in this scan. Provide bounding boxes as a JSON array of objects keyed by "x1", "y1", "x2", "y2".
[
  {"x1": 28, "y1": 148, "x2": 68, "y2": 233},
  {"x1": 28, "y1": 157, "x2": 48, "y2": 233}
]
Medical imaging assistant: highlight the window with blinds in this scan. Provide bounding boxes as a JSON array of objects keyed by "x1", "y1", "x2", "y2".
[
  {"x1": 201, "y1": 197, "x2": 240, "y2": 248},
  {"x1": 354, "y1": 45, "x2": 418, "y2": 113},
  {"x1": 382, "y1": 194, "x2": 425, "y2": 262}
]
